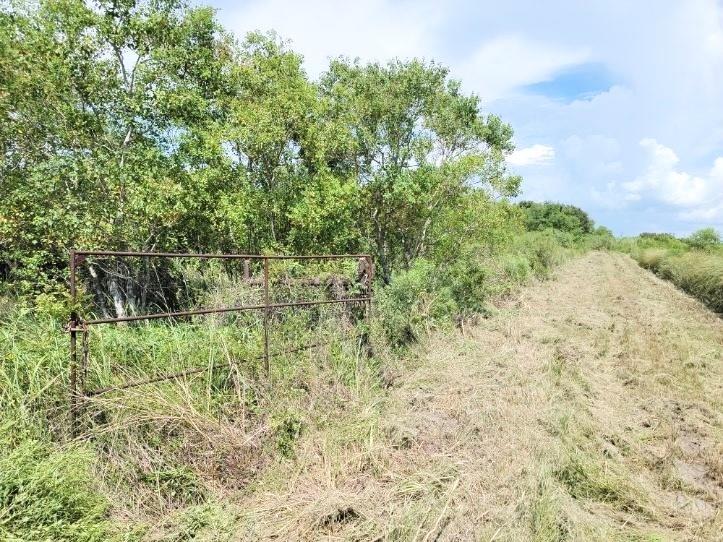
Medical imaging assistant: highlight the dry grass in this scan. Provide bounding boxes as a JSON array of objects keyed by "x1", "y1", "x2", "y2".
[{"x1": 215, "y1": 252, "x2": 722, "y2": 541}]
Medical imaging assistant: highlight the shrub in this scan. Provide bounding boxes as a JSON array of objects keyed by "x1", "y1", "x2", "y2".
[
  {"x1": 445, "y1": 254, "x2": 492, "y2": 316},
  {"x1": 516, "y1": 232, "x2": 567, "y2": 279},
  {"x1": 501, "y1": 254, "x2": 532, "y2": 285},
  {"x1": 376, "y1": 260, "x2": 456, "y2": 346},
  {"x1": 518, "y1": 201, "x2": 594, "y2": 236},
  {"x1": 685, "y1": 228, "x2": 721, "y2": 251},
  {"x1": 634, "y1": 234, "x2": 688, "y2": 252},
  {"x1": 583, "y1": 227, "x2": 615, "y2": 251}
]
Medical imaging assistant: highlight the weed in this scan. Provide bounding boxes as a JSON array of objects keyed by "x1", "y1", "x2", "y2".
[{"x1": 0, "y1": 436, "x2": 110, "y2": 542}]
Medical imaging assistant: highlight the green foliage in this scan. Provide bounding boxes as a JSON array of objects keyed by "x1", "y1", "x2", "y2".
[
  {"x1": 500, "y1": 254, "x2": 532, "y2": 284},
  {"x1": 685, "y1": 227, "x2": 721, "y2": 251},
  {"x1": 1, "y1": 1, "x2": 522, "y2": 298},
  {"x1": 514, "y1": 231, "x2": 569, "y2": 279},
  {"x1": 376, "y1": 231, "x2": 582, "y2": 346},
  {"x1": 376, "y1": 259, "x2": 456, "y2": 346},
  {"x1": 0, "y1": 435, "x2": 110, "y2": 541},
  {"x1": 318, "y1": 59, "x2": 519, "y2": 281},
  {"x1": 272, "y1": 411, "x2": 304, "y2": 458},
  {"x1": 519, "y1": 201, "x2": 595, "y2": 236}
]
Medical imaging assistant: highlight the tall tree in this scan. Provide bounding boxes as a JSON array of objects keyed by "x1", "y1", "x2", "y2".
[
  {"x1": 318, "y1": 59, "x2": 520, "y2": 281},
  {"x1": 0, "y1": 0, "x2": 234, "y2": 297}
]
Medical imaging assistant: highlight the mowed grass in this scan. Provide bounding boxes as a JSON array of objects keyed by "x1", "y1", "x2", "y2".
[{"x1": 226, "y1": 252, "x2": 722, "y2": 540}]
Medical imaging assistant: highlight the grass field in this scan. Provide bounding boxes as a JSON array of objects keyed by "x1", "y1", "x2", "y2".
[
  {"x1": 633, "y1": 247, "x2": 723, "y2": 314},
  {"x1": 2, "y1": 251, "x2": 721, "y2": 540},
  {"x1": 183, "y1": 252, "x2": 723, "y2": 540}
]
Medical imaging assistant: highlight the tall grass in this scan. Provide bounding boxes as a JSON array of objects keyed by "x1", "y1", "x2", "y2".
[
  {"x1": 0, "y1": 292, "x2": 373, "y2": 540},
  {"x1": 632, "y1": 247, "x2": 723, "y2": 313}
]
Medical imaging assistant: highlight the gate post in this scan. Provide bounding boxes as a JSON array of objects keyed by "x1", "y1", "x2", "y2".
[
  {"x1": 69, "y1": 249, "x2": 79, "y2": 436},
  {"x1": 363, "y1": 255, "x2": 374, "y2": 358},
  {"x1": 263, "y1": 256, "x2": 270, "y2": 376}
]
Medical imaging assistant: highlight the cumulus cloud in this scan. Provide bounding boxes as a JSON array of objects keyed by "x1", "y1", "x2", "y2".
[
  {"x1": 613, "y1": 139, "x2": 723, "y2": 224},
  {"x1": 507, "y1": 144, "x2": 555, "y2": 166},
  {"x1": 678, "y1": 157, "x2": 723, "y2": 222},
  {"x1": 679, "y1": 202, "x2": 723, "y2": 222},
  {"x1": 622, "y1": 139, "x2": 720, "y2": 207}
]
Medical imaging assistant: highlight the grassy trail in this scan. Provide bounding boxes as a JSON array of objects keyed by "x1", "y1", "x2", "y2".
[{"x1": 231, "y1": 252, "x2": 722, "y2": 540}]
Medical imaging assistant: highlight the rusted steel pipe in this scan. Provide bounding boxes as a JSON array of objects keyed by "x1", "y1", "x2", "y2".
[
  {"x1": 263, "y1": 256, "x2": 270, "y2": 376},
  {"x1": 73, "y1": 250, "x2": 369, "y2": 260},
  {"x1": 69, "y1": 249, "x2": 79, "y2": 435},
  {"x1": 79, "y1": 297, "x2": 371, "y2": 326},
  {"x1": 84, "y1": 336, "x2": 360, "y2": 397}
]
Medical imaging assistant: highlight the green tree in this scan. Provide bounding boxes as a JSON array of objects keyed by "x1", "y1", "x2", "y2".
[
  {"x1": 518, "y1": 201, "x2": 594, "y2": 236},
  {"x1": 0, "y1": 1, "x2": 525, "y2": 305},
  {"x1": 201, "y1": 33, "x2": 362, "y2": 255},
  {"x1": 318, "y1": 59, "x2": 520, "y2": 281},
  {"x1": 0, "y1": 0, "x2": 234, "y2": 299}
]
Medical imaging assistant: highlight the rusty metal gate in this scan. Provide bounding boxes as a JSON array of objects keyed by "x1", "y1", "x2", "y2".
[{"x1": 67, "y1": 250, "x2": 373, "y2": 431}]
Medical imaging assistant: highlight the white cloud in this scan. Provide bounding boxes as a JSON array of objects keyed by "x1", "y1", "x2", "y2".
[
  {"x1": 507, "y1": 144, "x2": 555, "y2": 166},
  {"x1": 677, "y1": 157, "x2": 723, "y2": 222},
  {"x1": 455, "y1": 35, "x2": 588, "y2": 101},
  {"x1": 622, "y1": 139, "x2": 719, "y2": 207},
  {"x1": 679, "y1": 202, "x2": 723, "y2": 222},
  {"x1": 221, "y1": 0, "x2": 443, "y2": 77}
]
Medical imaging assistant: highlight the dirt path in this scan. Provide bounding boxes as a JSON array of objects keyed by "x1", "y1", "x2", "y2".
[{"x1": 235, "y1": 252, "x2": 723, "y2": 541}]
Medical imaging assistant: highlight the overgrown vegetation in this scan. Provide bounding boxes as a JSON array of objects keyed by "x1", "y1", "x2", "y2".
[
  {"x1": 2, "y1": 0, "x2": 720, "y2": 539},
  {"x1": 618, "y1": 228, "x2": 723, "y2": 313}
]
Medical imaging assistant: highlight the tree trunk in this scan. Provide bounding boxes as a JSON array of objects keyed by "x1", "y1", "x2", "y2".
[{"x1": 108, "y1": 275, "x2": 127, "y2": 319}]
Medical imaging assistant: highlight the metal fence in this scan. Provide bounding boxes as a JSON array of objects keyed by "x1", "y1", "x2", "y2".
[{"x1": 67, "y1": 249, "x2": 373, "y2": 431}]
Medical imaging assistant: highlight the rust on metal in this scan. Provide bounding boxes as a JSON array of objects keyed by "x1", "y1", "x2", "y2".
[
  {"x1": 72, "y1": 250, "x2": 368, "y2": 260},
  {"x1": 68, "y1": 249, "x2": 79, "y2": 434},
  {"x1": 263, "y1": 256, "x2": 270, "y2": 376},
  {"x1": 81, "y1": 297, "x2": 370, "y2": 325}
]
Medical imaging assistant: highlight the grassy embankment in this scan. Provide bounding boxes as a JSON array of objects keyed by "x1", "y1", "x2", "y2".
[
  {"x1": 617, "y1": 234, "x2": 722, "y2": 314},
  {"x1": 229, "y1": 252, "x2": 721, "y2": 540},
  {"x1": 0, "y1": 231, "x2": 582, "y2": 541}
]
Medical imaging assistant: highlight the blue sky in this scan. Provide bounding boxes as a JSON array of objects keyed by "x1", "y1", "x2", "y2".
[{"x1": 207, "y1": 0, "x2": 723, "y2": 236}]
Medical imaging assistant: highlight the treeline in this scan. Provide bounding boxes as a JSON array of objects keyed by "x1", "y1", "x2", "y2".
[{"x1": 0, "y1": 0, "x2": 523, "y2": 301}]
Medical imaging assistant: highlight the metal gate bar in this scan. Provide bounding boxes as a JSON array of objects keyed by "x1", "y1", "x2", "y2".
[{"x1": 67, "y1": 249, "x2": 373, "y2": 434}]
